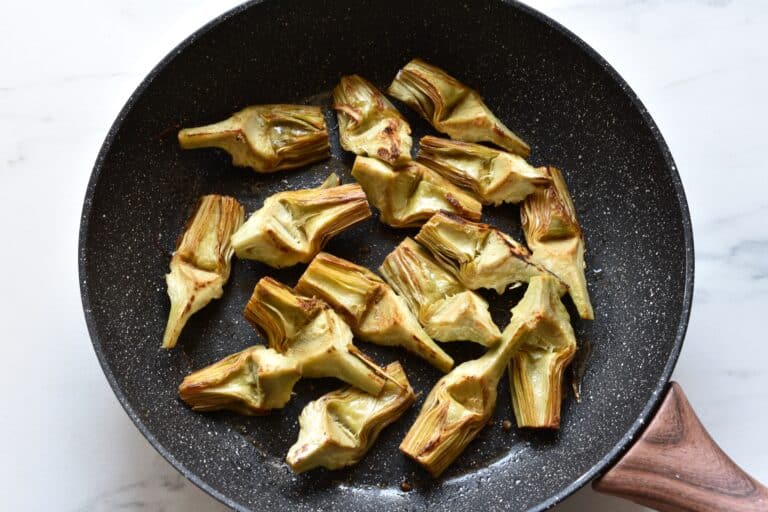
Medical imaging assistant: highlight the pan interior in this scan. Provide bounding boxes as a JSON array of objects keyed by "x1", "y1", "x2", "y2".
[{"x1": 80, "y1": 1, "x2": 692, "y2": 510}]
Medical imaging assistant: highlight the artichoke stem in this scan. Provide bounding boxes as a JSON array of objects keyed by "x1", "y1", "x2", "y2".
[
  {"x1": 406, "y1": 333, "x2": 454, "y2": 373},
  {"x1": 178, "y1": 119, "x2": 239, "y2": 149},
  {"x1": 162, "y1": 300, "x2": 188, "y2": 350},
  {"x1": 302, "y1": 347, "x2": 388, "y2": 396}
]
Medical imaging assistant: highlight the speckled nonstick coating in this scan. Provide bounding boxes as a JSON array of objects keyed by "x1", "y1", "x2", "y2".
[{"x1": 78, "y1": 1, "x2": 694, "y2": 510}]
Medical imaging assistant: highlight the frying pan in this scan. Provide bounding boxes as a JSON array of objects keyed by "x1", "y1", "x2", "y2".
[{"x1": 78, "y1": 1, "x2": 768, "y2": 510}]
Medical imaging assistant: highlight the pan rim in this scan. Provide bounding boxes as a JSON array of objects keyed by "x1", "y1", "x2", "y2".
[{"x1": 78, "y1": 1, "x2": 695, "y2": 510}]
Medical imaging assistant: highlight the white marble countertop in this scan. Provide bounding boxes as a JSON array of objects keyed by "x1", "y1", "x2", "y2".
[{"x1": 1, "y1": 1, "x2": 766, "y2": 510}]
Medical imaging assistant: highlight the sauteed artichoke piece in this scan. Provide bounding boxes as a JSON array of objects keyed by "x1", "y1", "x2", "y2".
[
  {"x1": 351, "y1": 156, "x2": 482, "y2": 228},
  {"x1": 230, "y1": 175, "x2": 372, "y2": 268},
  {"x1": 333, "y1": 75, "x2": 412, "y2": 165},
  {"x1": 508, "y1": 276, "x2": 576, "y2": 429},
  {"x1": 177, "y1": 104, "x2": 330, "y2": 173},
  {"x1": 387, "y1": 59, "x2": 530, "y2": 156},
  {"x1": 163, "y1": 195, "x2": 244, "y2": 349},
  {"x1": 296, "y1": 252, "x2": 454, "y2": 372},
  {"x1": 178, "y1": 345, "x2": 300, "y2": 415},
  {"x1": 286, "y1": 362, "x2": 415, "y2": 473},
  {"x1": 379, "y1": 238, "x2": 501, "y2": 347},
  {"x1": 415, "y1": 212, "x2": 551, "y2": 294},
  {"x1": 400, "y1": 275, "x2": 560, "y2": 475},
  {"x1": 417, "y1": 136, "x2": 549, "y2": 205},
  {"x1": 521, "y1": 167, "x2": 594, "y2": 320},
  {"x1": 244, "y1": 277, "x2": 388, "y2": 395}
]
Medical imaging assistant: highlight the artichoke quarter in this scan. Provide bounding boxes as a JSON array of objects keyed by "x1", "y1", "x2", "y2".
[
  {"x1": 379, "y1": 237, "x2": 501, "y2": 347},
  {"x1": 178, "y1": 345, "x2": 300, "y2": 415},
  {"x1": 286, "y1": 362, "x2": 415, "y2": 473},
  {"x1": 415, "y1": 212, "x2": 555, "y2": 294},
  {"x1": 417, "y1": 136, "x2": 549, "y2": 205},
  {"x1": 400, "y1": 275, "x2": 567, "y2": 476},
  {"x1": 508, "y1": 275, "x2": 577, "y2": 429},
  {"x1": 521, "y1": 167, "x2": 594, "y2": 320},
  {"x1": 162, "y1": 195, "x2": 244, "y2": 349},
  {"x1": 388, "y1": 59, "x2": 530, "y2": 157},
  {"x1": 333, "y1": 75, "x2": 412, "y2": 165},
  {"x1": 230, "y1": 175, "x2": 372, "y2": 268},
  {"x1": 296, "y1": 252, "x2": 454, "y2": 372},
  {"x1": 178, "y1": 104, "x2": 330, "y2": 173},
  {"x1": 351, "y1": 155, "x2": 482, "y2": 228},
  {"x1": 244, "y1": 277, "x2": 388, "y2": 395}
]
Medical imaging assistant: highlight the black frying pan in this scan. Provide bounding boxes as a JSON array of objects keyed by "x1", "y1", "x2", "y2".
[{"x1": 80, "y1": 1, "x2": 764, "y2": 510}]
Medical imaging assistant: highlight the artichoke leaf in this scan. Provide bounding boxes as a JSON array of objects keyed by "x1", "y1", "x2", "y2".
[
  {"x1": 296, "y1": 252, "x2": 454, "y2": 372},
  {"x1": 417, "y1": 136, "x2": 549, "y2": 205},
  {"x1": 286, "y1": 362, "x2": 415, "y2": 472},
  {"x1": 178, "y1": 104, "x2": 330, "y2": 172},
  {"x1": 351, "y1": 155, "x2": 481, "y2": 228},
  {"x1": 415, "y1": 212, "x2": 557, "y2": 294},
  {"x1": 231, "y1": 176, "x2": 372, "y2": 268},
  {"x1": 379, "y1": 238, "x2": 500, "y2": 347},
  {"x1": 399, "y1": 275, "x2": 566, "y2": 475},
  {"x1": 521, "y1": 167, "x2": 593, "y2": 319},
  {"x1": 333, "y1": 75, "x2": 412, "y2": 165},
  {"x1": 388, "y1": 59, "x2": 530, "y2": 156},
  {"x1": 163, "y1": 195, "x2": 244, "y2": 349},
  {"x1": 244, "y1": 277, "x2": 388, "y2": 395},
  {"x1": 178, "y1": 345, "x2": 300, "y2": 415}
]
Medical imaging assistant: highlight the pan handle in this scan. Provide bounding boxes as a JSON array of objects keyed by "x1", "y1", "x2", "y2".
[{"x1": 593, "y1": 382, "x2": 768, "y2": 511}]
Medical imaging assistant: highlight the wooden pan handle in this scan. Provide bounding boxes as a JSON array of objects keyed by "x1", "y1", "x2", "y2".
[{"x1": 593, "y1": 382, "x2": 768, "y2": 511}]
